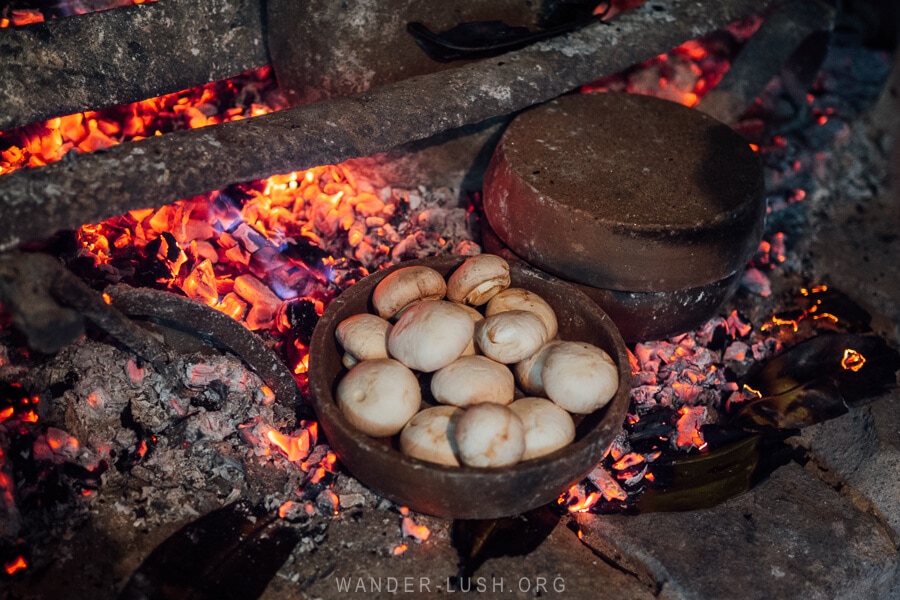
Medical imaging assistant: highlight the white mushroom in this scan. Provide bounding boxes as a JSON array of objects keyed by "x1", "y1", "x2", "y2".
[
  {"x1": 431, "y1": 355, "x2": 515, "y2": 407},
  {"x1": 399, "y1": 405, "x2": 462, "y2": 466},
  {"x1": 335, "y1": 313, "x2": 392, "y2": 361},
  {"x1": 513, "y1": 340, "x2": 564, "y2": 397},
  {"x1": 541, "y1": 341, "x2": 619, "y2": 414},
  {"x1": 485, "y1": 288, "x2": 558, "y2": 340},
  {"x1": 454, "y1": 403, "x2": 525, "y2": 468},
  {"x1": 474, "y1": 309, "x2": 548, "y2": 364},
  {"x1": 336, "y1": 358, "x2": 421, "y2": 437},
  {"x1": 446, "y1": 254, "x2": 511, "y2": 306},
  {"x1": 388, "y1": 300, "x2": 475, "y2": 372},
  {"x1": 372, "y1": 265, "x2": 447, "y2": 319},
  {"x1": 508, "y1": 397, "x2": 576, "y2": 460},
  {"x1": 341, "y1": 352, "x2": 359, "y2": 370},
  {"x1": 457, "y1": 303, "x2": 484, "y2": 356}
]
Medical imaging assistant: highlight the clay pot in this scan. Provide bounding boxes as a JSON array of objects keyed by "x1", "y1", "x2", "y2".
[
  {"x1": 483, "y1": 91, "x2": 765, "y2": 293},
  {"x1": 481, "y1": 221, "x2": 740, "y2": 343},
  {"x1": 307, "y1": 255, "x2": 630, "y2": 519}
]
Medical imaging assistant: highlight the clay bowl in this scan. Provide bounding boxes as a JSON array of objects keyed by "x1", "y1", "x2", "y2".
[{"x1": 308, "y1": 255, "x2": 631, "y2": 519}]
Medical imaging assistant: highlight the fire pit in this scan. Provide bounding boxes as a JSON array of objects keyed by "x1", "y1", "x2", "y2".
[{"x1": 1, "y1": 0, "x2": 899, "y2": 598}]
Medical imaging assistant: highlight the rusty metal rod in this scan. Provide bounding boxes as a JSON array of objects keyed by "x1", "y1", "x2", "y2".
[{"x1": 106, "y1": 284, "x2": 301, "y2": 409}]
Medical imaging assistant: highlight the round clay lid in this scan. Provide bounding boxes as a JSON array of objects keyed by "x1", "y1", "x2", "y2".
[{"x1": 483, "y1": 92, "x2": 766, "y2": 292}]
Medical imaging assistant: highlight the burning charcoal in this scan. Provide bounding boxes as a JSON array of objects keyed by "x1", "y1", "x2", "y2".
[
  {"x1": 401, "y1": 515, "x2": 431, "y2": 542},
  {"x1": 586, "y1": 466, "x2": 627, "y2": 502},
  {"x1": 180, "y1": 259, "x2": 218, "y2": 305},
  {"x1": 673, "y1": 406, "x2": 708, "y2": 451},
  {"x1": 315, "y1": 489, "x2": 339, "y2": 515},
  {"x1": 126, "y1": 359, "x2": 145, "y2": 384},
  {"x1": 723, "y1": 341, "x2": 756, "y2": 378},
  {"x1": 741, "y1": 267, "x2": 772, "y2": 296},
  {"x1": 278, "y1": 299, "x2": 320, "y2": 346},
  {"x1": 231, "y1": 222, "x2": 267, "y2": 253},
  {"x1": 233, "y1": 274, "x2": 282, "y2": 331},
  {"x1": 32, "y1": 427, "x2": 80, "y2": 464}
]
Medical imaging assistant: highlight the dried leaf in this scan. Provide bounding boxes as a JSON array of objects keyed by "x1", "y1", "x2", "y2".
[{"x1": 118, "y1": 500, "x2": 301, "y2": 600}]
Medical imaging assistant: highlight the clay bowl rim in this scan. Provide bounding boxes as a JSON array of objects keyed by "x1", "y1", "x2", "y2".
[{"x1": 307, "y1": 255, "x2": 631, "y2": 519}]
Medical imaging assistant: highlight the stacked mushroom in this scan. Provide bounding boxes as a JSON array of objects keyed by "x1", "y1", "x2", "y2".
[{"x1": 334, "y1": 254, "x2": 619, "y2": 468}]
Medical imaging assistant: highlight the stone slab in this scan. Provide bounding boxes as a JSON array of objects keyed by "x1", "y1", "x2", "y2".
[
  {"x1": 797, "y1": 393, "x2": 900, "y2": 538},
  {"x1": 575, "y1": 462, "x2": 898, "y2": 600},
  {"x1": 263, "y1": 508, "x2": 655, "y2": 600}
]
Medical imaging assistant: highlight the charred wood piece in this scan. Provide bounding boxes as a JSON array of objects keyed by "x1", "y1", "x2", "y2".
[
  {"x1": 696, "y1": 0, "x2": 834, "y2": 125},
  {"x1": 0, "y1": 252, "x2": 84, "y2": 353},
  {"x1": 0, "y1": 252, "x2": 170, "y2": 365},
  {"x1": 0, "y1": 0, "x2": 268, "y2": 131},
  {"x1": 105, "y1": 285, "x2": 301, "y2": 410}
]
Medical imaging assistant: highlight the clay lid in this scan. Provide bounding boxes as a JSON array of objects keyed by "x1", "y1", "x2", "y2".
[{"x1": 483, "y1": 92, "x2": 765, "y2": 292}]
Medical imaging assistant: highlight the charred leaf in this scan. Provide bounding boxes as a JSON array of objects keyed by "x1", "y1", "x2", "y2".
[{"x1": 731, "y1": 333, "x2": 900, "y2": 430}]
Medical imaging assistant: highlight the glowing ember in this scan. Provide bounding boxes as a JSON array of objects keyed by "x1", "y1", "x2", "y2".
[
  {"x1": 564, "y1": 485, "x2": 603, "y2": 513},
  {"x1": 265, "y1": 428, "x2": 311, "y2": 463},
  {"x1": 587, "y1": 466, "x2": 628, "y2": 502},
  {"x1": 841, "y1": 348, "x2": 866, "y2": 372},
  {"x1": 0, "y1": 448, "x2": 15, "y2": 509},
  {"x1": 318, "y1": 489, "x2": 339, "y2": 515},
  {"x1": 401, "y1": 516, "x2": 431, "y2": 542},
  {"x1": 674, "y1": 406, "x2": 708, "y2": 450},
  {"x1": 3, "y1": 555, "x2": 28, "y2": 576},
  {"x1": 392, "y1": 544, "x2": 408, "y2": 556},
  {"x1": 278, "y1": 500, "x2": 296, "y2": 519},
  {"x1": 0, "y1": 0, "x2": 151, "y2": 28},
  {"x1": 582, "y1": 15, "x2": 764, "y2": 107}
]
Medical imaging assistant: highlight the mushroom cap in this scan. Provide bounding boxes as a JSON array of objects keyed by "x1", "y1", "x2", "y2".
[
  {"x1": 372, "y1": 265, "x2": 447, "y2": 319},
  {"x1": 454, "y1": 403, "x2": 525, "y2": 468},
  {"x1": 336, "y1": 358, "x2": 421, "y2": 437},
  {"x1": 513, "y1": 340, "x2": 564, "y2": 397},
  {"x1": 388, "y1": 300, "x2": 475, "y2": 372},
  {"x1": 474, "y1": 309, "x2": 548, "y2": 364},
  {"x1": 508, "y1": 397, "x2": 576, "y2": 460},
  {"x1": 431, "y1": 355, "x2": 515, "y2": 407},
  {"x1": 335, "y1": 313, "x2": 392, "y2": 361},
  {"x1": 485, "y1": 287, "x2": 558, "y2": 340},
  {"x1": 457, "y1": 303, "x2": 484, "y2": 356},
  {"x1": 446, "y1": 254, "x2": 511, "y2": 306},
  {"x1": 341, "y1": 352, "x2": 359, "y2": 370},
  {"x1": 399, "y1": 405, "x2": 462, "y2": 466},
  {"x1": 542, "y1": 341, "x2": 618, "y2": 414}
]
